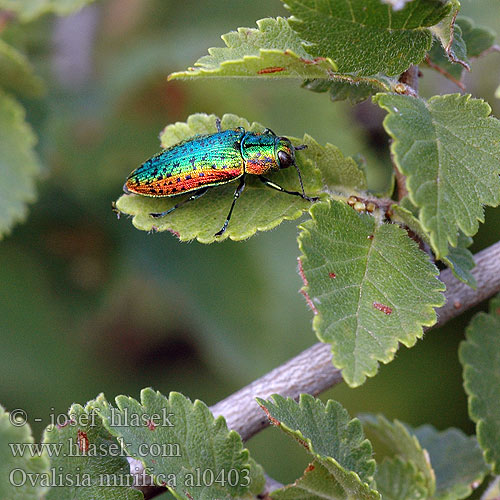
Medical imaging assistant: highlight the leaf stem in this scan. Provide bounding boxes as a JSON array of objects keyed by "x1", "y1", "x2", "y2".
[
  {"x1": 393, "y1": 161, "x2": 409, "y2": 201},
  {"x1": 398, "y1": 64, "x2": 419, "y2": 94},
  {"x1": 392, "y1": 65, "x2": 420, "y2": 200},
  {"x1": 424, "y1": 55, "x2": 466, "y2": 91}
]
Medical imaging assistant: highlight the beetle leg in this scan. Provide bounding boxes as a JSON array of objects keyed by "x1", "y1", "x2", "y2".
[
  {"x1": 293, "y1": 144, "x2": 308, "y2": 151},
  {"x1": 263, "y1": 128, "x2": 276, "y2": 136},
  {"x1": 215, "y1": 117, "x2": 222, "y2": 133},
  {"x1": 258, "y1": 175, "x2": 318, "y2": 202},
  {"x1": 149, "y1": 187, "x2": 209, "y2": 218},
  {"x1": 215, "y1": 176, "x2": 246, "y2": 237}
]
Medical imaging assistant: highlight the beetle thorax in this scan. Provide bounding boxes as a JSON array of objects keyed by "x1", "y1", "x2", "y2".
[{"x1": 241, "y1": 133, "x2": 280, "y2": 175}]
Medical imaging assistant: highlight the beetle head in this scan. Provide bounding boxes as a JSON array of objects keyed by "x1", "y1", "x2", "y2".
[
  {"x1": 276, "y1": 137, "x2": 307, "y2": 169},
  {"x1": 276, "y1": 137, "x2": 295, "y2": 169}
]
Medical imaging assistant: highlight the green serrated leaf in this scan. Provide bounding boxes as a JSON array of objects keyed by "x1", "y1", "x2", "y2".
[
  {"x1": 429, "y1": 0, "x2": 461, "y2": 55},
  {"x1": 412, "y1": 425, "x2": 488, "y2": 500},
  {"x1": 260, "y1": 394, "x2": 379, "y2": 500},
  {"x1": 443, "y1": 231, "x2": 476, "y2": 289},
  {"x1": 272, "y1": 459, "x2": 375, "y2": 500},
  {"x1": 283, "y1": 0, "x2": 451, "y2": 76},
  {"x1": 115, "y1": 113, "x2": 322, "y2": 243},
  {"x1": 302, "y1": 75, "x2": 395, "y2": 105},
  {"x1": 390, "y1": 202, "x2": 476, "y2": 288},
  {"x1": 94, "y1": 389, "x2": 265, "y2": 500},
  {"x1": 375, "y1": 457, "x2": 428, "y2": 500},
  {"x1": 375, "y1": 93, "x2": 500, "y2": 259},
  {"x1": 300, "y1": 134, "x2": 367, "y2": 193},
  {"x1": 0, "y1": 0, "x2": 97, "y2": 22},
  {"x1": 0, "y1": 40, "x2": 44, "y2": 97},
  {"x1": 389, "y1": 202, "x2": 427, "y2": 239},
  {"x1": 0, "y1": 404, "x2": 50, "y2": 499},
  {"x1": 443, "y1": 22, "x2": 467, "y2": 69},
  {"x1": 298, "y1": 199, "x2": 445, "y2": 387},
  {"x1": 0, "y1": 90, "x2": 41, "y2": 240},
  {"x1": 460, "y1": 294, "x2": 500, "y2": 474},
  {"x1": 458, "y1": 17, "x2": 496, "y2": 58},
  {"x1": 426, "y1": 24, "x2": 468, "y2": 82},
  {"x1": 427, "y1": 16, "x2": 496, "y2": 83},
  {"x1": 361, "y1": 415, "x2": 436, "y2": 495},
  {"x1": 43, "y1": 401, "x2": 143, "y2": 500},
  {"x1": 261, "y1": 395, "x2": 375, "y2": 483},
  {"x1": 399, "y1": 196, "x2": 419, "y2": 216},
  {"x1": 169, "y1": 17, "x2": 337, "y2": 80}
]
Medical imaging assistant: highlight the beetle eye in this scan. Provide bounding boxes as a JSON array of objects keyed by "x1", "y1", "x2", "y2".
[{"x1": 278, "y1": 150, "x2": 293, "y2": 168}]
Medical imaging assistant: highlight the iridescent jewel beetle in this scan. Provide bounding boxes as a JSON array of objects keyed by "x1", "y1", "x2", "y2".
[{"x1": 123, "y1": 118, "x2": 318, "y2": 236}]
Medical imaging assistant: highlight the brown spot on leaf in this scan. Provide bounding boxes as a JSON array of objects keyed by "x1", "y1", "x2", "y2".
[
  {"x1": 301, "y1": 289, "x2": 318, "y2": 315},
  {"x1": 300, "y1": 56, "x2": 327, "y2": 65},
  {"x1": 56, "y1": 418, "x2": 74, "y2": 429},
  {"x1": 77, "y1": 430, "x2": 89, "y2": 454},
  {"x1": 328, "y1": 272, "x2": 336, "y2": 279},
  {"x1": 373, "y1": 302, "x2": 392, "y2": 315},
  {"x1": 259, "y1": 404, "x2": 281, "y2": 428},
  {"x1": 298, "y1": 258, "x2": 318, "y2": 315},
  {"x1": 283, "y1": 50, "x2": 326, "y2": 65},
  {"x1": 297, "y1": 258, "x2": 308, "y2": 287},
  {"x1": 258, "y1": 66, "x2": 285, "y2": 74},
  {"x1": 297, "y1": 437, "x2": 310, "y2": 450},
  {"x1": 166, "y1": 228, "x2": 180, "y2": 238}
]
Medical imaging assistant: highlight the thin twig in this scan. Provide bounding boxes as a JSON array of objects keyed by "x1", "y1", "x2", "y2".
[
  {"x1": 143, "y1": 239, "x2": 500, "y2": 498},
  {"x1": 424, "y1": 44, "x2": 500, "y2": 91},
  {"x1": 258, "y1": 475, "x2": 285, "y2": 498},
  {"x1": 475, "y1": 44, "x2": 500, "y2": 58},
  {"x1": 424, "y1": 55, "x2": 466, "y2": 91}
]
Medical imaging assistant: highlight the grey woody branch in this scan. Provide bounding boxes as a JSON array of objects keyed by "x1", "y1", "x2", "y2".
[
  {"x1": 210, "y1": 239, "x2": 500, "y2": 440},
  {"x1": 144, "y1": 240, "x2": 500, "y2": 498}
]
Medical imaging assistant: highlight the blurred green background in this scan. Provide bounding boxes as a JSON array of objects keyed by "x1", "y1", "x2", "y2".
[{"x1": 1, "y1": 0, "x2": 500, "y2": 489}]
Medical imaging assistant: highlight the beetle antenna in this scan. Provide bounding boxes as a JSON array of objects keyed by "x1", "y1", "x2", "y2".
[
  {"x1": 293, "y1": 144, "x2": 310, "y2": 198},
  {"x1": 294, "y1": 163, "x2": 307, "y2": 198}
]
